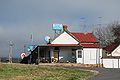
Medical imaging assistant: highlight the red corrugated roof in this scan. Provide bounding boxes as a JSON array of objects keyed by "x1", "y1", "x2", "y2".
[
  {"x1": 103, "y1": 43, "x2": 119, "y2": 53},
  {"x1": 48, "y1": 31, "x2": 99, "y2": 48},
  {"x1": 71, "y1": 32, "x2": 97, "y2": 43}
]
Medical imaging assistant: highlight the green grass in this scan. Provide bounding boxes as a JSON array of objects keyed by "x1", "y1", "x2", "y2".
[{"x1": 0, "y1": 63, "x2": 94, "y2": 80}]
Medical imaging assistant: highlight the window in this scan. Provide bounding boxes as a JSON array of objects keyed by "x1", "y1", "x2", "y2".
[
  {"x1": 78, "y1": 51, "x2": 82, "y2": 58},
  {"x1": 72, "y1": 49, "x2": 76, "y2": 58}
]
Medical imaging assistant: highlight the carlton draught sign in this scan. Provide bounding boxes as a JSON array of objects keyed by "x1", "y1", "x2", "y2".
[{"x1": 52, "y1": 24, "x2": 63, "y2": 30}]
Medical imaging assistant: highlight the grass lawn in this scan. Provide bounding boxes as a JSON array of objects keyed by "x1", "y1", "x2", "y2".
[{"x1": 0, "y1": 63, "x2": 94, "y2": 80}]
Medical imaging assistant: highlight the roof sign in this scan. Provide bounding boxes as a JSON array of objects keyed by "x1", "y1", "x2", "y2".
[{"x1": 52, "y1": 24, "x2": 63, "y2": 30}]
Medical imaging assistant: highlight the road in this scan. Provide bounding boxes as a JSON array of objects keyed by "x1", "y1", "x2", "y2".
[{"x1": 66, "y1": 67, "x2": 120, "y2": 80}]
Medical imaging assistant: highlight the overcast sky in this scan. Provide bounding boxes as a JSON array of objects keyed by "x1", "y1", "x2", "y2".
[{"x1": 0, "y1": 0, "x2": 120, "y2": 58}]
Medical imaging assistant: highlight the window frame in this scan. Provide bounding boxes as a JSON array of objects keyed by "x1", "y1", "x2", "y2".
[{"x1": 78, "y1": 50, "x2": 82, "y2": 58}]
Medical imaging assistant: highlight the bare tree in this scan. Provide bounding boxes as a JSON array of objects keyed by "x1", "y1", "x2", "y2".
[
  {"x1": 93, "y1": 24, "x2": 115, "y2": 47},
  {"x1": 93, "y1": 21, "x2": 120, "y2": 47},
  {"x1": 111, "y1": 22, "x2": 120, "y2": 44}
]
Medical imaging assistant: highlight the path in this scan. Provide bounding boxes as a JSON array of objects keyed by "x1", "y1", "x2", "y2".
[{"x1": 66, "y1": 67, "x2": 120, "y2": 80}]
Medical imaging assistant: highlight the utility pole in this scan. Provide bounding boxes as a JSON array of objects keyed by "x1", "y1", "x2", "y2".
[
  {"x1": 98, "y1": 17, "x2": 102, "y2": 67},
  {"x1": 23, "y1": 45, "x2": 26, "y2": 53},
  {"x1": 9, "y1": 41, "x2": 14, "y2": 63}
]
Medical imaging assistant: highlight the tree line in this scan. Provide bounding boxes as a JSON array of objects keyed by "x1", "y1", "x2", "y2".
[{"x1": 93, "y1": 21, "x2": 120, "y2": 47}]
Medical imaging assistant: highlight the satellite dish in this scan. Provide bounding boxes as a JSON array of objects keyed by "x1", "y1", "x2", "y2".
[{"x1": 45, "y1": 36, "x2": 50, "y2": 43}]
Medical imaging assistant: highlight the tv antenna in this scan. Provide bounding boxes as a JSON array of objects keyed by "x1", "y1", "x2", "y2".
[
  {"x1": 97, "y1": 17, "x2": 102, "y2": 27},
  {"x1": 80, "y1": 17, "x2": 86, "y2": 32},
  {"x1": 30, "y1": 34, "x2": 33, "y2": 45}
]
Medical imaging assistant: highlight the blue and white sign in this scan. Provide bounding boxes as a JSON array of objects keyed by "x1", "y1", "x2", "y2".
[{"x1": 52, "y1": 24, "x2": 63, "y2": 30}]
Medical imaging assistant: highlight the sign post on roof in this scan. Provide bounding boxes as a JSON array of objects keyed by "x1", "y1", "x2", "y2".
[{"x1": 52, "y1": 24, "x2": 63, "y2": 37}]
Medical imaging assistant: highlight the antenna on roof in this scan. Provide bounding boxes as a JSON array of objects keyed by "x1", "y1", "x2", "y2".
[
  {"x1": 30, "y1": 34, "x2": 33, "y2": 45},
  {"x1": 92, "y1": 17, "x2": 102, "y2": 33},
  {"x1": 80, "y1": 17, "x2": 86, "y2": 32},
  {"x1": 26, "y1": 34, "x2": 35, "y2": 52},
  {"x1": 97, "y1": 17, "x2": 102, "y2": 27}
]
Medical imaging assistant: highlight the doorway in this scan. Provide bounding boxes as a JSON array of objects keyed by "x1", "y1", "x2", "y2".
[
  {"x1": 76, "y1": 49, "x2": 83, "y2": 63},
  {"x1": 53, "y1": 47, "x2": 59, "y2": 63},
  {"x1": 53, "y1": 51, "x2": 59, "y2": 62}
]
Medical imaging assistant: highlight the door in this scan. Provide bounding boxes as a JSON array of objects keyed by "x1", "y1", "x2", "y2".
[
  {"x1": 76, "y1": 49, "x2": 83, "y2": 63},
  {"x1": 53, "y1": 51, "x2": 59, "y2": 62}
]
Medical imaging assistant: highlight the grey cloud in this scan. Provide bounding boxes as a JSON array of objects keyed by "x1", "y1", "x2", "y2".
[{"x1": 0, "y1": 0, "x2": 120, "y2": 57}]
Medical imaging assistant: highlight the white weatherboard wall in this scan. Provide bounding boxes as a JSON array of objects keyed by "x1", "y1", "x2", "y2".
[
  {"x1": 51, "y1": 32, "x2": 79, "y2": 44},
  {"x1": 112, "y1": 45, "x2": 120, "y2": 56},
  {"x1": 103, "y1": 58, "x2": 120, "y2": 68},
  {"x1": 80, "y1": 48, "x2": 102, "y2": 64}
]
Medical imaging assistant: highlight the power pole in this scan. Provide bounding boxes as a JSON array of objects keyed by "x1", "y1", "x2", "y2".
[
  {"x1": 9, "y1": 41, "x2": 14, "y2": 63},
  {"x1": 98, "y1": 17, "x2": 102, "y2": 67},
  {"x1": 23, "y1": 45, "x2": 26, "y2": 53}
]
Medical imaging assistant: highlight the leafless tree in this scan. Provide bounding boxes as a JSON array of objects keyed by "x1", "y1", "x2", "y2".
[
  {"x1": 93, "y1": 23, "x2": 116, "y2": 47},
  {"x1": 111, "y1": 22, "x2": 120, "y2": 44}
]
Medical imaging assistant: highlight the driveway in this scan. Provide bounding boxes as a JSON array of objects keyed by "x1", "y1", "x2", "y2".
[{"x1": 66, "y1": 67, "x2": 120, "y2": 80}]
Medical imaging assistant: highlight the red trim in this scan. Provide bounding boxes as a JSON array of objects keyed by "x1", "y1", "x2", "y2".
[
  {"x1": 41, "y1": 44, "x2": 100, "y2": 48},
  {"x1": 41, "y1": 44, "x2": 81, "y2": 47}
]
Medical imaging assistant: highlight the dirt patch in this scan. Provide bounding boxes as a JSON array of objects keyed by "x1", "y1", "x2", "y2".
[{"x1": 39, "y1": 63, "x2": 103, "y2": 68}]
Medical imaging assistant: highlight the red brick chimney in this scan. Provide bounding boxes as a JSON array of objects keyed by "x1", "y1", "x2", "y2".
[{"x1": 63, "y1": 25, "x2": 68, "y2": 31}]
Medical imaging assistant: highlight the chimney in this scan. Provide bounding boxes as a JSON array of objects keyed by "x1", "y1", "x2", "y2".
[{"x1": 63, "y1": 25, "x2": 68, "y2": 31}]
